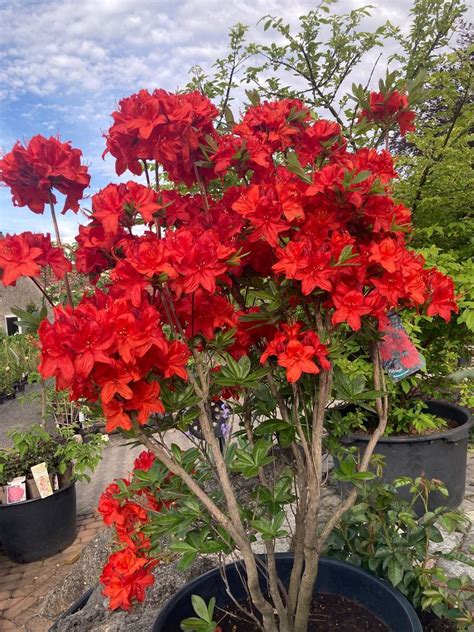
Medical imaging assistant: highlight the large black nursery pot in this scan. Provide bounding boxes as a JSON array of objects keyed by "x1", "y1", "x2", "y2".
[
  {"x1": 0, "y1": 481, "x2": 77, "y2": 563},
  {"x1": 153, "y1": 554, "x2": 422, "y2": 632},
  {"x1": 341, "y1": 400, "x2": 472, "y2": 511}
]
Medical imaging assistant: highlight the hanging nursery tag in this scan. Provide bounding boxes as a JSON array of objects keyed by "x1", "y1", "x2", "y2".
[
  {"x1": 31, "y1": 462, "x2": 54, "y2": 498},
  {"x1": 379, "y1": 312, "x2": 425, "y2": 382}
]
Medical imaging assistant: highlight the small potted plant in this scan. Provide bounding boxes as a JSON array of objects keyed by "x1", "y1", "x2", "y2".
[{"x1": 0, "y1": 424, "x2": 105, "y2": 563}]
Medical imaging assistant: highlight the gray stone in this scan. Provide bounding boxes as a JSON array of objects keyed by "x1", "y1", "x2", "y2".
[
  {"x1": 42, "y1": 529, "x2": 116, "y2": 620},
  {"x1": 49, "y1": 549, "x2": 217, "y2": 632}
]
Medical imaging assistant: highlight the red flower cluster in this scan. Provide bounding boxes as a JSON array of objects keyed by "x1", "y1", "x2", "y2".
[
  {"x1": 100, "y1": 548, "x2": 155, "y2": 610},
  {"x1": 104, "y1": 89, "x2": 218, "y2": 185},
  {"x1": 261, "y1": 323, "x2": 331, "y2": 383},
  {"x1": 38, "y1": 295, "x2": 189, "y2": 431},
  {"x1": 29, "y1": 92, "x2": 456, "y2": 396},
  {"x1": 0, "y1": 232, "x2": 71, "y2": 286},
  {"x1": 359, "y1": 90, "x2": 416, "y2": 136},
  {"x1": 98, "y1": 453, "x2": 175, "y2": 610},
  {"x1": 0, "y1": 135, "x2": 90, "y2": 213},
  {"x1": 91, "y1": 181, "x2": 160, "y2": 233}
]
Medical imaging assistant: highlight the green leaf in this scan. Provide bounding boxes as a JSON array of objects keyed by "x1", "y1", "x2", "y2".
[
  {"x1": 245, "y1": 89, "x2": 260, "y2": 106},
  {"x1": 253, "y1": 419, "x2": 293, "y2": 435},
  {"x1": 285, "y1": 151, "x2": 312, "y2": 183},
  {"x1": 191, "y1": 595, "x2": 212, "y2": 622},
  {"x1": 351, "y1": 170, "x2": 371, "y2": 185},
  {"x1": 387, "y1": 559, "x2": 403, "y2": 587}
]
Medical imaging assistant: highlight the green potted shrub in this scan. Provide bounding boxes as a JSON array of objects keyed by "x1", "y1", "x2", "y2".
[
  {"x1": 328, "y1": 338, "x2": 472, "y2": 512},
  {"x1": 326, "y1": 477, "x2": 474, "y2": 630},
  {"x1": 0, "y1": 424, "x2": 106, "y2": 563}
]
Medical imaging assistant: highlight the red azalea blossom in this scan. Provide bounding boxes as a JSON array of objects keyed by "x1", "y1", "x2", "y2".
[
  {"x1": 261, "y1": 323, "x2": 330, "y2": 383},
  {"x1": 0, "y1": 135, "x2": 90, "y2": 213},
  {"x1": 425, "y1": 269, "x2": 459, "y2": 322},
  {"x1": 0, "y1": 232, "x2": 71, "y2": 286},
  {"x1": 100, "y1": 548, "x2": 155, "y2": 610},
  {"x1": 92, "y1": 181, "x2": 160, "y2": 233},
  {"x1": 104, "y1": 89, "x2": 218, "y2": 186},
  {"x1": 359, "y1": 90, "x2": 416, "y2": 136},
  {"x1": 332, "y1": 286, "x2": 373, "y2": 331},
  {"x1": 134, "y1": 450, "x2": 156, "y2": 471}
]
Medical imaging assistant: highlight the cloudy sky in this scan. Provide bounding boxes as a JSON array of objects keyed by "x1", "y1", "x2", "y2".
[{"x1": 0, "y1": 0, "x2": 412, "y2": 242}]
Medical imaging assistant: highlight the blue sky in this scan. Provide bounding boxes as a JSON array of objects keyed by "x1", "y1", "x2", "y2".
[{"x1": 0, "y1": 0, "x2": 409, "y2": 242}]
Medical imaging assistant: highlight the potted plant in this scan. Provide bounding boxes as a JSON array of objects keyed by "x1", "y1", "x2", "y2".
[
  {"x1": 327, "y1": 347, "x2": 472, "y2": 511},
  {"x1": 0, "y1": 358, "x2": 16, "y2": 401},
  {"x1": 0, "y1": 81, "x2": 459, "y2": 629},
  {"x1": 325, "y1": 477, "x2": 474, "y2": 629},
  {"x1": 0, "y1": 424, "x2": 105, "y2": 563}
]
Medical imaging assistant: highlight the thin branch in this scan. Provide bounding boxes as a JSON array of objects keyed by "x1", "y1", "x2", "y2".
[
  {"x1": 29, "y1": 277, "x2": 54, "y2": 307},
  {"x1": 48, "y1": 191, "x2": 73, "y2": 306},
  {"x1": 143, "y1": 161, "x2": 151, "y2": 187},
  {"x1": 137, "y1": 429, "x2": 242, "y2": 544}
]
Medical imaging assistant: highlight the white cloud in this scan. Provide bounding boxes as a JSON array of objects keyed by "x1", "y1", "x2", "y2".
[
  {"x1": 0, "y1": 0, "x2": 411, "y2": 101},
  {"x1": 0, "y1": 0, "x2": 416, "y2": 239}
]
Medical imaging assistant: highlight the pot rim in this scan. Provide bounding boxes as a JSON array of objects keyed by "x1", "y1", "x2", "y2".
[
  {"x1": 341, "y1": 399, "x2": 472, "y2": 444},
  {"x1": 0, "y1": 480, "x2": 75, "y2": 508},
  {"x1": 154, "y1": 554, "x2": 421, "y2": 631}
]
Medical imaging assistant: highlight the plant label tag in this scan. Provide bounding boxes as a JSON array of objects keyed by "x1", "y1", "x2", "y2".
[
  {"x1": 379, "y1": 312, "x2": 425, "y2": 382},
  {"x1": 7, "y1": 476, "x2": 26, "y2": 504},
  {"x1": 31, "y1": 462, "x2": 54, "y2": 498}
]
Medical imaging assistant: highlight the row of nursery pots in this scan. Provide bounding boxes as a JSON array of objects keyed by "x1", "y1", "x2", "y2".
[
  {"x1": 2, "y1": 400, "x2": 472, "y2": 562},
  {"x1": 0, "y1": 375, "x2": 29, "y2": 404}
]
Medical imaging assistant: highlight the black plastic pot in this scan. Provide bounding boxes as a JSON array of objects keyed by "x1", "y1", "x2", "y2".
[
  {"x1": 50, "y1": 586, "x2": 94, "y2": 630},
  {"x1": 341, "y1": 401, "x2": 472, "y2": 511},
  {"x1": 0, "y1": 482, "x2": 77, "y2": 563},
  {"x1": 153, "y1": 554, "x2": 422, "y2": 631}
]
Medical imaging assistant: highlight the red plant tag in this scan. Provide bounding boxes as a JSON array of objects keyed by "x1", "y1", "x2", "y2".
[{"x1": 379, "y1": 312, "x2": 425, "y2": 382}]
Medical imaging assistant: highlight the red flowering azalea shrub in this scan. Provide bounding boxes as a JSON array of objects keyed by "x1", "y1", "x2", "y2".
[{"x1": 0, "y1": 88, "x2": 459, "y2": 630}]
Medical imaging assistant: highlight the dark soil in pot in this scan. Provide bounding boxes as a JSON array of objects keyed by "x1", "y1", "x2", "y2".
[
  {"x1": 418, "y1": 612, "x2": 457, "y2": 631},
  {"x1": 340, "y1": 400, "x2": 472, "y2": 512},
  {"x1": 215, "y1": 593, "x2": 389, "y2": 631}
]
